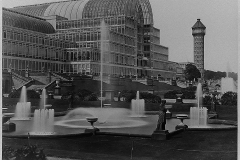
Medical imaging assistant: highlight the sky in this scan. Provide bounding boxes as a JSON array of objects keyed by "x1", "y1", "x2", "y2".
[{"x1": 2, "y1": 0, "x2": 239, "y2": 73}]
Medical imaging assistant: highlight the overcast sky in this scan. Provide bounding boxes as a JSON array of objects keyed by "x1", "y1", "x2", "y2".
[{"x1": 2, "y1": 0, "x2": 238, "y2": 73}]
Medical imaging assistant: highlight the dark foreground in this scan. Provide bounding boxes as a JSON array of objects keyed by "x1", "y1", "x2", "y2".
[{"x1": 3, "y1": 129, "x2": 237, "y2": 160}]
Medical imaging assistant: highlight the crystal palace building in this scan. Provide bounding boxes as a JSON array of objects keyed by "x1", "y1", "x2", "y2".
[{"x1": 2, "y1": 0, "x2": 183, "y2": 92}]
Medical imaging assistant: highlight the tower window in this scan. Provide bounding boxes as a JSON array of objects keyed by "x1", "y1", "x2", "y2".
[{"x1": 3, "y1": 31, "x2": 6, "y2": 38}]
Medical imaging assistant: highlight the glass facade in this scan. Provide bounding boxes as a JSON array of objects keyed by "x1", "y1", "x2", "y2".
[
  {"x1": 3, "y1": 0, "x2": 179, "y2": 79},
  {"x1": 2, "y1": 8, "x2": 75, "y2": 73}
]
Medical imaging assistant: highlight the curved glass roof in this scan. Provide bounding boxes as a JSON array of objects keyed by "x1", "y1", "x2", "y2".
[
  {"x1": 2, "y1": 8, "x2": 55, "y2": 34},
  {"x1": 82, "y1": 0, "x2": 143, "y2": 21},
  {"x1": 44, "y1": 0, "x2": 89, "y2": 20},
  {"x1": 10, "y1": 0, "x2": 153, "y2": 25},
  {"x1": 138, "y1": 0, "x2": 153, "y2": 25},
  {"x1": 12, "y1": 4, "x2": 50, "y2": 18}
]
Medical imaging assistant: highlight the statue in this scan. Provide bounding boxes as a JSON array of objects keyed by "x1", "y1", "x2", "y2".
[
  {"x1": 209, "y1": 93, "x2": 218, "y2": 118},
  {"x1": 68, "y1": 92, "x2": 74, "y2": 109},
  {"x1": 210, "y1": 96, "x2": 217, "y2": 113},
  {"x1": 156, "y1": 100, "x2": 167, "y2": 131},
  {"x1": 210, "y1": 94, "x2": 216, "y2": 113},
  {"x1": 152, "y1": 99, "x2": 169, "y2": 140}
]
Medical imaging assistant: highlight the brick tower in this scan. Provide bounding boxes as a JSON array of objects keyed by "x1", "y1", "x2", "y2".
[{"x1": 192, "y1": 19, "x2": 206, "y2": 81}]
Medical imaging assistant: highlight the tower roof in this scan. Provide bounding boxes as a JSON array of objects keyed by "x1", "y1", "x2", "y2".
[{"x1": 192, "y1": 19, "x2": 206, "y2": 29}]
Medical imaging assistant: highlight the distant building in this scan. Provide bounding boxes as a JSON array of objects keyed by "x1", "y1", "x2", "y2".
[{"x1": 192, "y1": 19, "x2": 206, "y2": 80}]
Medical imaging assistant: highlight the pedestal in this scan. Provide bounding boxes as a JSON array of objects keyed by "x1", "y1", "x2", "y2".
[
  {"x1": 151, "y1": 130, "x2": 169, "y2": 140},
  {"x1": 85, "y1": 117, "x2": 100, "y2": 135},
  {"x1": 54, "y1": 86, "x2": 61, "y2": 95},
  {"x1": 165, "y1": 105, "x2": 172, "y2": 119},
  {"x1": 2, "y1": 122, "x2": 16, "y2": 132},
  {"x1": 48, "y1": 93, "x2": 54, "y2": 99},
  {"x1": 85, "y1": 128, "x2": 100, "y2": 134},
  {"x1": 105, "y1": 90, "x2": 115, "y2": 101},
  {"x1": 175, "y1": 124, "x2": 188, "y2": 130},
  {"x1": 175, "y1": 114, "x2": 188, "y2": 130},
  {"x1": 175, "y1": 94, "x2": 183, "y2": 103},
  {"x1": 175, "y1": 97, "x2": 183, "y2": 103},
  {"x1": 166, "y1": 112, "x2": 172, "y2": 119}
]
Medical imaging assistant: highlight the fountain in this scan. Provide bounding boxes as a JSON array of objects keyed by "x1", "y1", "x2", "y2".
[
  {"x1": 85, "y1": 117, "x2": 100, "y2": 133},
  {"x1": 30, "y1": 88, "x2": 55, "y2": 135},
  {"x1": 11, "y1": 86, "x2": 31, "y2": 120},
  {"x1": 221, "y1": 63, "x2": 236, "y2": 94},
  {"x1": 221, "y1": 77, "x2": 236, "y2": 94},
  {"x1": 30, "y1": 109, "x2": 54, "y2": 135},
  {"x1": 55, "y1": 107, "x2": 148, "y2": 129},
  {"x1": 40, "y1": 88, "x2": 48, "y2": 109},
  {"x1": 175, "y1": 114, "x2": 188, "y2": 130},
  {"x1": 130, "y1": 91, "x2": 146, "y2": 117},
  {"x1": 189, "y1": 83, "x2": 208, "y2": 127},
  {"x1": 100, "y1": 19, "x2": 109, "y2": 108},
  {"x1": 190, "y1": 107, "x2": 208, "y2": 127}
]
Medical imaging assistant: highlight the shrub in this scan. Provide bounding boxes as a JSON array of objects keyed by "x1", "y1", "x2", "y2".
[
  {"x1": 2, "y1": 145, "x2": 15, "y2": 160},
  {"x1": 61, "y1": 91, "x2": 80, "y2": 102},
  {"x1": 203, "y1": 95, "x2": 212, "y2": 105},
  {"x1": 181, "y1": 90, "x2": 196, "y2": 99},
  {"x1": 2, "y1": 145, "x2": 46, "y2": 160},
  {"x1": 140, "y1": 92, "x2": 161, "y2": 103},
  {"x1": 77, "y1": 89, "x2": 93, "y2": 100},
  {"x1": 121, "y1": 90, "x2": 161, "y2": 103},
  {"x1": 27, "y1": 90, "x2": 41, "y2": 99},
  {"x1": 8, "y1": 91, "x2": 21, "y2": 98},
  {"x1": 83, "y1": 93, "x2": 98, "y2": 101},
  {"x1": 183, "y1": 86, "x2": 197, "y2": 92},
  {"x1": 61, "y1": 90, "x2": 98, "y2": 101},
  {"x1": 181, "y1": 86, "x2": 196, "y2": 99},
  {"x1": 8, "y1": 90, "x2": 40, "y2": 99},
  {"x1": 121, "y1": 90, "x2": 137, "y2": 102},
  {"x1": 220, "y1": 92, "x2": 237, "y2": 106},
  {"x1": 163, "y1": 90, "x2": 179, "y2": 99},
  {"x1": 164, "y1": 87, "x2": 196, "y2": 99}
]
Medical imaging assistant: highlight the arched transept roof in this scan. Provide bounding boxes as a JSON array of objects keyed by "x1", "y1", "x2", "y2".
[
  {"x1": 3, "y1": 8, "x2": 55, "y2": 34},
  {"x1": 11, "y1": 0, "x2": 154, "y2": 25}
]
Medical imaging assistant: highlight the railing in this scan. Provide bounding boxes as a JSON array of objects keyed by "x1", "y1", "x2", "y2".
[
  {"x1": 44, "y1": 80, "x2": 56, "y2": 90},
  {"x1": 51, "y1": 72, "x2": 70, "y2": 81},
  {"x1": 159, "y1": 80, "x2": 170, "y2": 83},
  {"x1": 16, "y1": 79, "x2": 35, "y2": 91},
  {"x1": 11, "y1": 71, "x2": 31, "y2": 82}
]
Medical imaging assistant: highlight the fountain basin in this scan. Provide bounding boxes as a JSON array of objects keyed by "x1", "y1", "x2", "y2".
[
  {"x1": 176, "y1": 114, "x2": 188, "y2": 119},
  {"x1": 44, "y1": 104, "x2": 52, "y2": 109},
  {"x1": 28, "y1": 132, "x2": 55, "y2": 135},
  {"x1": 2, "y1": 111, "x2": 236, "y2": 139},
  {"x1": 129, "y1": 115, "x2": 147, "y2": 118},
  {"x1": 10, "y1": 118, "x2": 31, "y2": 121},
  {"x1": 55, "y1": 118, "x2": 148, "y2": 129}
]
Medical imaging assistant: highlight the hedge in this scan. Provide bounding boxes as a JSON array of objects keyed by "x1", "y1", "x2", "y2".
[
  {"x1": 8, "y1": 90, "x2": 40, "y2": 99},
  {"x1": 220, "y1": 92, "x2": 237, "y2": 106}
]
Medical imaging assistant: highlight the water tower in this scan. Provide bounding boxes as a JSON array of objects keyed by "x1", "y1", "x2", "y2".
[{"x1": 192, "y1": 19, "x2": 206, "y2": 81}]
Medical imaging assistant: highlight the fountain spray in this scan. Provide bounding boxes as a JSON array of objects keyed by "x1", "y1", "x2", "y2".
[{"x1": 100, "y1": 19, "x2": 109, "y2": 108}]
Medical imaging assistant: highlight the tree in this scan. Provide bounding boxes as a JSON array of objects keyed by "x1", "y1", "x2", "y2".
[
  {"x1": 184, "y1": 64, "x2": 201, "y2": 81},
  {"x1": 204, "y1": 70, "x2": 237, "y2": 80}
]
